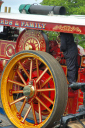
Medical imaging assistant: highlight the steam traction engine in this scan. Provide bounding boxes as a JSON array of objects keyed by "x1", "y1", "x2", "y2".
[{"x1": 0, "y1": 4, "x2": 85, "y2": 128}]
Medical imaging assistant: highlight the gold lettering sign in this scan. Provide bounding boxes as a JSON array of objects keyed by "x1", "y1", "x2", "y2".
[{"x1": 53, "y1": 25, "x2": 81, "y2": 33}]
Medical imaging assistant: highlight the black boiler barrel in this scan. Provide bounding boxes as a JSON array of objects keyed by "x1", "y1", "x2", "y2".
[{"x1": 29, "y1": 5, "x2": 66, "y2": 15}]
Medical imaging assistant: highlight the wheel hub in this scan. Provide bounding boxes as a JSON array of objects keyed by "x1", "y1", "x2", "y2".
[
  {"x1": 25, "y1": 44, "x2": 32, "y2": 50},
  {"x1": 23, "y1": 81, "x2": 35, "y2": 98}
]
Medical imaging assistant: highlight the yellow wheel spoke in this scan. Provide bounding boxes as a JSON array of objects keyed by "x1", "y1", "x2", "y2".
[
  {"x1": 12, "y1": 90, "x2": 23, "y2": 94},
  {"x1": 37, "y1": 88, "x2": 55, "y2": 92},
  {"x1": 18, "y1": 61, "x2": 29, "y2": 78},
  {"x1": 38, "y1": 101, "x2": 42, "y2": 123},
  {"x1": 41, "y1": 76, "x2": 53, "y2": 88},
  {"x1": 36, "y1": 59, "x2": 39, "y2": 78},
  {"x1": 36, "y1": 59, "x2": 41, "y2": 86},
  {"x1": 31, "y1": 102, "x2": 37, "y2": 124},
  {"x1": 36, "y1": 96, "x2": 51, "y2": 112},
  {"x1": 9, "y1": 96, "x2": 26, "y2": 106},
  {"x1": 36, "y1": 67, "x2": 48, "y2": 84},
  {"x1": 22, "y1": 105, "x2": 32, "y2": 123},
  {"x1": 19, "y1": 99, "x2": 26, "y2": 115},
  {"x1": 8, "y1": 79, "x2": 25, "y2": 87},
  {"x1": 41, "y1": 93, "x2": 54, "y2": 104},
  {"x1": 17, "y1": 70, "x2": 27, "y2": 86},
  {"x1": 29, "y1": 59, "x2": 33, "y2": 81}
]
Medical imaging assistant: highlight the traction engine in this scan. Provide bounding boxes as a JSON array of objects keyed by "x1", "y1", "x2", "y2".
[{"x1": 0, "y1": 4, "x2": 85, "y2": 128}]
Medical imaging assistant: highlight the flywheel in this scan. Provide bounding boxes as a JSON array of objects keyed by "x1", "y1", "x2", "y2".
[{"x1": 16, "y1": 29, "x2": 49, "y2": 52}]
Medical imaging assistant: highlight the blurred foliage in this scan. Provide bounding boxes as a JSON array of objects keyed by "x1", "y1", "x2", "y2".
[
  {"x1": 74, "y1": 34, "x2": 85, "y2": 48},
  {"x1": 40, "y1": 0, "x2": 85, "y2": 48},
  {"x1": 41, "y1": 0, "x2": 85, "y2": 15},
  {"x1": 44, "y1": 31, "x2": 58, "y2": 41}
]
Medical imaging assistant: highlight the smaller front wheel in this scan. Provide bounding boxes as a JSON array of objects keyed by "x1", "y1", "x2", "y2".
[{"x1": 1, "y1": 50, "x2": 68, "y2": 128}]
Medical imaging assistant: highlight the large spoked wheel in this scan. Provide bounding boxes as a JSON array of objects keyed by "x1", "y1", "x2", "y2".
[{"x1": 1, "y1": 50, "x2": 68, "y2": 128}]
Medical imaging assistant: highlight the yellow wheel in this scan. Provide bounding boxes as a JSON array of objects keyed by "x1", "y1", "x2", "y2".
[{"x1": 1, "y1": 50, "x2": 68, "y2": 128}]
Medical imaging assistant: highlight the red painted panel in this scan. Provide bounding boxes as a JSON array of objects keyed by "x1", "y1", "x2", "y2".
[
  {"x1": 0, "y1": 40, "x2": 16, "y2": 60},
  {"x1": 0, "y1": 18, "x2": 85, "y2": 34}
]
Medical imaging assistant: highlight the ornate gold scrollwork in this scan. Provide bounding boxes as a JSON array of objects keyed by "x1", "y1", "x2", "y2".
[{"x1": 6, "y1": 44, "x2": 15, "y2": 58}]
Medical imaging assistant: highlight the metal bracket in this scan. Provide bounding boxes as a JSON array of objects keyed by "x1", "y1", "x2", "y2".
[{"x1": 59, "y1": 111, "x2": 85, "y2": 128}]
